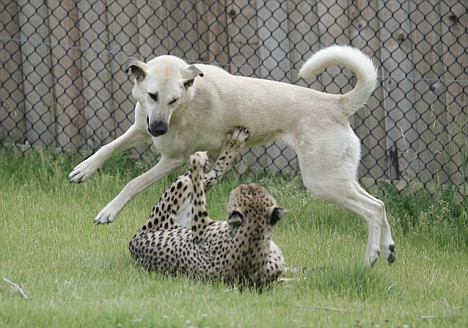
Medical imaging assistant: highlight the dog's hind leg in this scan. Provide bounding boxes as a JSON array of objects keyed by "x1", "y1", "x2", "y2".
[
  {"x1": 302, "y1": 175, "x2": 395, "y2": 266},
  {"x1": 354, "y1": 182, "x2": 395, "y2": 264}
]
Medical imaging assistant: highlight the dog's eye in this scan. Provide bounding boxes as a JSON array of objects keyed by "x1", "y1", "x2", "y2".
[
  {"x1": 148, "y1": 93, "x2": 158, "y2": 102},
  {"x1": 168, "y1": 98, "x2": 179, "y2": 105}
]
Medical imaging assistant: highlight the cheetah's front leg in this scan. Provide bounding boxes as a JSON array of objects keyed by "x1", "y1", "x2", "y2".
[
  {"x1": 189, "y1": 127, "x2": 249, "y2": 241},
  {"x1": 187, "y1": 152, "x2": 212, "y2": 242},
  {"x1": 128, "y1": 171, "x2": 194, "y2": 261},
  {"x1": 204, "y1": 127, "x2": 249, "y2": 192},
  {"x1": 133, "y1": 172, "x2": 194, "y2": 235}
]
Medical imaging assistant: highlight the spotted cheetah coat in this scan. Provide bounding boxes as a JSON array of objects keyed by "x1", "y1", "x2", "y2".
[{"x1": 128, "y1": 128, "x2": 286, "y2": 288}]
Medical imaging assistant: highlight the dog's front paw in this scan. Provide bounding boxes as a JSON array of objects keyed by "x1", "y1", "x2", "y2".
[
  {"x1": 94, "y1": 200, "x2": 124, "y2": 224},
  {"x1": 68, "y1": 156, "x2": 102, "y2": 183}
]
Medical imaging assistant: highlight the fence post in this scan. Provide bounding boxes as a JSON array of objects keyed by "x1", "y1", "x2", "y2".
[
  {"x1": 47, "y1": 0, "x2": 85, "y2": 150},
  {"x1": 316, "y1": 0, "x2": 352, "y2": 93},
  {"x1": 107, "y1": 0, "x2": 139, "y2": 143},
  {"x1": 17, "y1": 0, "x2": 54, "y2": 146},
  {"x1": 77, "y1": 0, "x2": 114, "y2": 151},
  {"x1": 440, "y1": 0, "x2": 468, "y2": 189},
  {"x1": 409, "y1": 0, "x2": 447, "y2": 184},
  {"x1": 349, "y1": 0, "x2": 388, "y2": 181},
  {"x1": 286, "y1": 0, "x2": 321, "y2": 88},
  {"x1": 0, "y1": 0, "x2": 26, "y2": 143},
  {"x1": 256, "y1": 0, "x2": 297, "y2": 172},
  {"x1": 196, "y1": 1, "x2": 229, "y2": 64},
  {"x1": 225, "y1": 0, "x2": 266, "y2": 169},
  {"x1": 378, "y1": 0, "x2": 419, "y2": 181}
]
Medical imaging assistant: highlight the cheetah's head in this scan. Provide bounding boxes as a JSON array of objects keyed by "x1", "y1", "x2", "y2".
[{"x1": 227, "y1": 183, "x2": 287, "y2": 230}]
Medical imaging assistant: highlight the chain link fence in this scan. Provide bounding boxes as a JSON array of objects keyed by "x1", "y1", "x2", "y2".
[{"x1": 1, "y1": 0, "x2": 467, "y2": 195}]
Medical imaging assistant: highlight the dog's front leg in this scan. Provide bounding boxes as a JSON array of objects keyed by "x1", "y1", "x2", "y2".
[
  {"x1": 68, "y1": 124, "x2": 150, "y2": 183},
  {"x1": 94, "y1": 156, "x2": 186, "y2": 224}
]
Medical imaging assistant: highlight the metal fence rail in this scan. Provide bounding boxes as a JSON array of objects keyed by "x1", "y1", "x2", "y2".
[{"x1": 1, "y1": 0, "x2": 467, "y2": 195}]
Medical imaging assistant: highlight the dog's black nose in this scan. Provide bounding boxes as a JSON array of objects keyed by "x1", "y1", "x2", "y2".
[{"x1": 148, "y1": 121, "x2": 168, "y2": 136}]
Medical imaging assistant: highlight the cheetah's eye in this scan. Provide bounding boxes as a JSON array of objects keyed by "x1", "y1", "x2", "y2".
[
  {"x1": 228, "y1": 210, "x2": 243, "y2": 227},
  {"x1": 229, "y1": 210, "x2": 243, "y2": 220}
]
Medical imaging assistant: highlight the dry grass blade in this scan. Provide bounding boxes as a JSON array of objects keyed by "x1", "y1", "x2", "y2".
[
  {"x1": 3, "y1": 277, "x2": 28, "y2": 299},
  {"x1": 282, "y1": 302, "x2": 347, "y2": 313}
]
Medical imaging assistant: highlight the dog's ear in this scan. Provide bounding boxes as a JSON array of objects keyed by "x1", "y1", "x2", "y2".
[
  {"x1": 126, "y1": 57, "x2": 146, "y2": 83},
  {"x1": 183, "y1": 65, "x2": 204, "y2": 88},
  {"x1": 270, "y1": 207, "x2": 287, "y2": 226}
]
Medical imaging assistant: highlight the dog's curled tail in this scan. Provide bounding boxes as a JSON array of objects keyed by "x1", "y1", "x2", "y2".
[{"x1": 299, "y1": 45, "x2": 378, "y2": 117}]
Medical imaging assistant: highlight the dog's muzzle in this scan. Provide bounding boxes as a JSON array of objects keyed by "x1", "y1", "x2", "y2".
[{"x1": 148, "y1": 121, "x2": 168, "y2": 137}]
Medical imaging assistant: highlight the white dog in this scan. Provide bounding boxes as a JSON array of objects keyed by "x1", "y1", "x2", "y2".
[{"x1": 69, "y1": 45, "x2": 395, "y2": 266}]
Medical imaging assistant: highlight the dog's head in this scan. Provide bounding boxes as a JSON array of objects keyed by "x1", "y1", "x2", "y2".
[{"x1": 126, "y1": 56, "x2": 203, "y2": 137}]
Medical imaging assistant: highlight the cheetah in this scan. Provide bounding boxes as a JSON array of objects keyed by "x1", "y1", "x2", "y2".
[{"x1": 128, "y1": 128, "x2": 286, "y2": 289}]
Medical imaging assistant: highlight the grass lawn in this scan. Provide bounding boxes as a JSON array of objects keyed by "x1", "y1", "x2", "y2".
[{"x1": 1, "y1": 148, "x2": 467, "y2": 327}]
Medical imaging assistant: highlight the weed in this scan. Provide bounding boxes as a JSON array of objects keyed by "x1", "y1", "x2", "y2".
[{"x1": 377, "y1": 180, "x2": 466, "y2": 232}]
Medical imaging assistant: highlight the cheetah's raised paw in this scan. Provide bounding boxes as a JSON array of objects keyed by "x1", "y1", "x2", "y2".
[
  {"x1": 188, "y1": 151, "x2": 209, "y2": 172},
  {"x1": 225, "y1": 127, "x2": 249, "y2": 150}
]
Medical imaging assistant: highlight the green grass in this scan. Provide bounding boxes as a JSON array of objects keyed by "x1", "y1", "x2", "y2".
[{"x1": 1, "y1": 148, "x2": 467, "y2": 327}]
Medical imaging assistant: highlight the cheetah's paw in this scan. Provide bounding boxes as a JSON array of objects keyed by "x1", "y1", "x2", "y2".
[
  {"x1": 225, "y1": 127, "x2": 249, "y2": 150},
  {"x1": 189, "y1": 151, "x2": 209, "y2": 172}
]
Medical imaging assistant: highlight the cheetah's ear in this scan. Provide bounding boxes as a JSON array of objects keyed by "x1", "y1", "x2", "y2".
[
  {"x1": 270, "y1": 207, "x2": 287, "y2": 225},
  {"x1": 228, "y1": 210, "x2": 244, "y2": 227}
]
